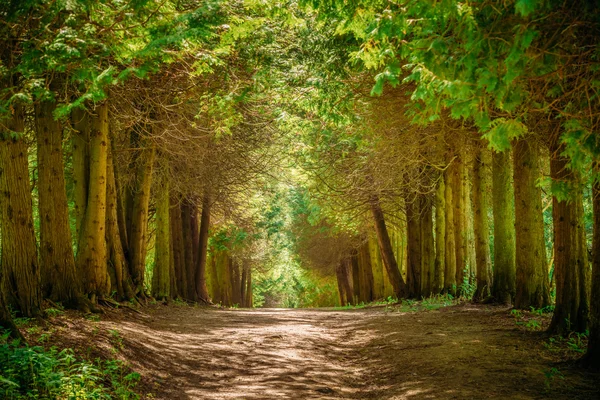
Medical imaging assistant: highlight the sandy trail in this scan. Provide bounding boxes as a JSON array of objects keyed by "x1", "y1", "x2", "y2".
[{"x1": 92, "y1": 304, "x2": 598, "y2": 399}]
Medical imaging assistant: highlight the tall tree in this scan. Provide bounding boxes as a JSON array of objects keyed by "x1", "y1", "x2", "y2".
[
  {"x1": 0, "y1": 102, "x2": 42, "y2": 317},
  {"x1": 77, "y1": 103, "x2": 110, "y2": 301},
  {"x1": 370, "y1": 194, "x2": 407, "y2": 298},
  {"x1": 585, "y1": 168, "x2": 600, "y2": 368},
  {"x1": 195, "y1": 192, "x2": 212, "y2": 303},
  {"x1": 472, "y1": 142, "x2": 492, "y2": 300},
  {"x1": 513, "y1": 139, "x2": 550, "y2": 309},
  {"x1": 491, "y1": 150, "x2": 516, "y2": 305},
  {"x1": 35, "y1": 95, "x2": 83, "y2": 308},
  {"x1": 433, "y1": 177, "x2": 446, "y2": 294}
]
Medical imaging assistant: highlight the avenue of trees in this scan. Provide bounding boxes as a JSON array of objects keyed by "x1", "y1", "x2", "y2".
[{"x1": 0, "y1": 0, "x2": 599, "y2": 370}]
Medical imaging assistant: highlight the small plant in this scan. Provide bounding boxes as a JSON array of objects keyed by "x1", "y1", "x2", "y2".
[
  {"x1": 85, "y1": 314, "x2": 101, "y2": 322},
  {"x1": 566, "y1": 331, "x2": 588, "y2": 353},
  {"x1": 45, "y1": 307, "x2": 64, "y2": 317},
  {"x1": 544, "y1": 367, "x2": 564, "y2": 390},
  {"x1": 109, "y1": 329, "x2": 124, "y2": 353}
]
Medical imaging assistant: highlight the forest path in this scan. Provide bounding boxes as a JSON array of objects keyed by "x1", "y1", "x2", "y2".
[{"x1": 105, "y1": 304, "x2": 598, "y2": 399}]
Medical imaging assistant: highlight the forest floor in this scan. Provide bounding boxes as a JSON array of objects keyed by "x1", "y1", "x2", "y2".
[{"x1": 25, "y1": 301, "x2": 600, "y2": 399}]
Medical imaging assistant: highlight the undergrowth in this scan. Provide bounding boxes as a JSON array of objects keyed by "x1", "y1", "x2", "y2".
[{"x1": 0, "y1": 331, "x2": 140, "y2": 400}]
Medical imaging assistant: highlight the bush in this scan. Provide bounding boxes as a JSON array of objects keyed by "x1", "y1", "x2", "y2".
[{"x1": 0, "y1": 331, "x2": 140, "y2": 399}]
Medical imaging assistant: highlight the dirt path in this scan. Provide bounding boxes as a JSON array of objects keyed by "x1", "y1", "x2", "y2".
[{"x1": 54, "y1": 304, "x2": 599, "y2": 399}]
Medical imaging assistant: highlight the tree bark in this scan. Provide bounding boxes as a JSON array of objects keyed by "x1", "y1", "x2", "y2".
[
  {"x1": 35, "y1": 98, "x2": 82, "y2": 307},
  {"x1": 152, "y1": 176, "x2": 171, "y2": 301},
  {"x1": 195, "y1": 192, "x2": 212, "y2": 303},
  {"x1": 358, "y1": 240, "x2": 375, "y2": 302},
  {"x1": 452, "y1": 149, "x2": 467, "y2": 290},
  {"x1": 245, "y1": 267, "x2": 253, "y2": 308},
  {"x1": 421, "y1": 196, "x2": 435, "y2": 297},
  {"x1": 0, "y1": 103, "x2": 41, "y2": 317},
  {"x1": 472, "y1": 142, "x2": 493, "y2": 300},
  {"x1": 584, "y1": 167, "x2": 600, "y2": 368},
  {"x1": 370, "y1": 194, "x2": 407, "y2": 298},
  {"x1": 444, "y1": 162, "x2": 457, "y2": 295},
  {"x1": 127, "y1": 142, "x2": 155, "y2": 296},
  {"x1": 513, "y1": 139, "x2": 550, "y2": 309},
  {"x1": 211, "y1": 251, "x2": 222, "y2": 304},
  {"x1": 351, "y1": 250, "x2": 361, "y2": 303},
  {"x1": 181, "y1": 201, "x2": 197, "y2": 300},
  {"x1": 491, "y1": 150, "x2": 516, "y2": 305},
  {"x1": 106, "y1": 144, "x2": 135, "y2": 301},
  {"x1": 549, "y1": 142, "x2": 588, "y2": 334},
  {"x1": 406, "y1": 197, "x2": 422, "y2": 298},
  {"x1": 240, "y1": 265, "x2": 247, "y2": 307},
  {"x1": 77, "y1": 102, "x2": 110, "y2": 300},
  {"x1": 434, "y1": 177, "x2": 446, "y2": 294},
  {"x1": 170, "y1": 197, "x2": 186, "y2": 299},
  {"x1": 71, "y1": 108, "x2": 89, "y2": 240},
  {"x1": 335, "y1": 261, "x2": 352, "y2": 306}
]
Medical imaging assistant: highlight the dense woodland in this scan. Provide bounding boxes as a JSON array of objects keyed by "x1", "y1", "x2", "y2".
[{"x1": 1, "y1": 0, "x2": 600, "y2": 391}]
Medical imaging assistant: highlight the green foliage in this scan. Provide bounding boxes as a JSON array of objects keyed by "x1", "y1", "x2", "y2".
[{"x1": 0, "y1": 333, "x2": 140, "y2": 399}]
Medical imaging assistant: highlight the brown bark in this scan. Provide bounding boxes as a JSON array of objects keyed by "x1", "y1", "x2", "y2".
[
  {"x1": 35, "y1": 98, "x2": 82, "y2": 307},
  {"x1": 240, "y1": 266, "x2": 248, "y2": 308},
  {"x1": 421, "y1": 197, "x2": 435, "y2": 297},
  {"x1": 106, "y1": 145, "x2": 135, "y2": 301},
  {"x1": 335, "y1": 261, "x2": 352, "y2": 306},
  {"x1": 444, "y1": 161, "x2": 457, "y2": 295},
  {"x1": 584, "y1": 168, "x2": 600, "y2": 368},
  {"x1": 245, "y1": 267, "x2": 253, "y2": 308},
  {"x1": 406, "y1": 197, "x2": 422, "y2": 298},
  {"x1": 170, "y1": 197, "x2": 186, "y2": 299},
  {"x1": 472, "y1": 142, "x2": 493, "y2": 300},
  {"x1": 71, "y1": 108, "x2": 89, "y2": 239},
  {"x1": 549, "y1": 142, "x2": 588, "y2": 334},
  {"x1": 151, "y1": 175, "x2": 171, "y2": 301},
  {"x1": 127, "y1": 142, "x2": 155, "y2": 296},
  {"x1": 0, "y1": 103, "x2": 42, "y2": 317},
  {"x1": 361, "y1": 240, "x2": 375, "y2": 302},
  {"x1": 231, "y1": 260, "x2": 241, "y2": 306},
  {"x1": 452, "y1": 149, "x2": 467, "y2": 290},
  {"x1": 181, "y1": 201, "x2": 197, "y2": 300},
  {"x1": 211, "y1": 252, "x2": 222, "y2": 304},
  {"x1": 491, "y1": 150, "x2": 516, "y2": 305},
  {"x1": 351, "y1": 250, "x2": 361, "y2": 303},
  {"x1": 77, "y1": 102, "x2": 110, "y2": 300},
  {"x1": 195, "y1": 192, "x2": 212, "y2": 303},
  {"x1": 370, "y1": 194, "x2": 407, "y2": 298},
  {"x1": 513, "y1": 139, "x2": 550, "y2": 309},
  {"x1": 434, "y1": 177, "x2": 446, "y2": 294}
]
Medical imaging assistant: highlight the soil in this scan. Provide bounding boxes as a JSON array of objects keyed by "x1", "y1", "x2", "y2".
[{"x1": 31, "y1": 303, "x2": 600, "y2": 399}]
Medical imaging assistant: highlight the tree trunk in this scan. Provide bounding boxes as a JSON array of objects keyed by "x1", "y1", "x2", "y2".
[
  {"x1": 211, "y1": 252, "x2": 222, "y2": 304},
  {"x1": 584, "y1": 167, "x2": 600, "y2": 368},
  {"x1": 170, "y1": 197, "x2": 186, "y2": 299},
  {"x1": 472, "y1": 142, "x2": 493, "y2": 300},
  {"x1": 513, "y1": 139, "x2": 550, "y2": 309},
  {"x1": 36, "y1": 99, "x2": 82, "y2": 307},
  {"x1": 335, "y1": 261, "x2": 352, "y2": 306},
  {"x1": 421, "y1": 196, "x2": 435, "y2": 297},
  {"x1": 358, "y1": 240, "x2": 375, "y2": 302},
  {"x1": 195, "y1": 192, "x2": 211, "y2": 303},
  {"x1": 240, "y1": 265, "x2": 247, "y2": 308},
  {"x1": 351, "y1": 250, "x2": 361, "y2": 303},
  {"x1": 245, "y1": 267, "x2": 253, "y2": 308},
  {"x1": 406, "y1": 197, "x2": 422, "y2": 298},
  {"x1": 152, "y1": 176, "x2": 171, "y2": 301},
  {"x1": 444, "y1": 162, "x2": 457, "y2": 295},
  {"x1": 231, "y1": 260, "x2": 241, "y2": 306},
  {"x1": 370, "y1": 194, "x2": 407, "y2": 298},
  {"x1": 127, "y1": 142, "x2": 155, "y2": 296},
  {"x1": 181, "y1": 201, "x2": 197, "y2": 300},
  {"x1": 434, "y1": 177, "x2": 446, "y2": 294},
  {"x1": 71, "y1": 108, "x2": 89, "y2": 240},
  {"x1": 549, "y1": 142, "x2": 588, "y2": 334},
  {"x1": 0, "y1": 103, "x2": 41, "y2": 317},
  {"x1": 77, "y1": 102, "x2": 110, "y2": 300},
  {"x1": 491, "y1": 150, "x2": 516, "y2": 305},
  {"x1": 451, "y1": 149, "x2": 467, "y2": 291},
  {"x1": 106, "y1": 144, "x2": 135, "y2": 301}
]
